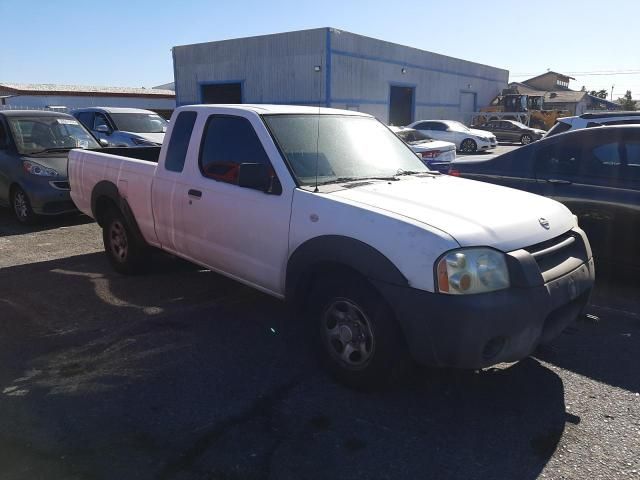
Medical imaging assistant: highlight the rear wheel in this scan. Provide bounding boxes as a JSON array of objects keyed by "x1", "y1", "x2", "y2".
[
  {"x1": 310, "y1": 273, "x2": 411, "y2": 389},
  {"x1": 11, "y1": 186, "x2": 38, "y2": 224},
  {"x1": 460, "y1": 138, "x2": 477, "y2": 154},
  {"x1": 102, "y1": 208, "x2": 149, "y2": 274},
  {"x1": 521, "y1": 134, "x2": 533, "y2": 145}
]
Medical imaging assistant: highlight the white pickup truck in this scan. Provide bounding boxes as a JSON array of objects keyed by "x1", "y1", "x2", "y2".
[{"x1": 69, "y1": 105, "x2": 595, "y2": 388}]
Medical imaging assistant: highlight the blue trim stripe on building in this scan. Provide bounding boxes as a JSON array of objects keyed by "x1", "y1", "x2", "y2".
[
  {"x1": 325, "y1": 28, "x2": 332, "y2": 107},
  {"x1": 330, "y1": 49, "x2": 505, "y2": 83}
]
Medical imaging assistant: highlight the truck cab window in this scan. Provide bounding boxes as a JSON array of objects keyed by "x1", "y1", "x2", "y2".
[
  {"x1": 94, "y1": 114, "x2": 110, "y2": 131},
  {"x1": 199, "y1": 116, "x2": 272, "y2": 185},
  {"x1": 164, "y1": 111, "x2": 197, "y2": 173}
]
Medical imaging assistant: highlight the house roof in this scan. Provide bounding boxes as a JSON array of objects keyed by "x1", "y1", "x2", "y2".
[
  {"x1": 523, "y1": 71, "x2": 576, "y2": 83},
  {"x1": 544, "y1": 90, "x2": 588, "y2": 103},
  {"x1": 508, "y1": 82, "x2": 546, "y2": 95},
  {"x1": 0, "y1": 83, "x2": 175, "y2": 98}
]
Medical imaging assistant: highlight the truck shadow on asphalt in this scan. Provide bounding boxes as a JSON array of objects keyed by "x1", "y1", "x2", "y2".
[
  {"x1": 0, "y1": 251, "x2": 634, "y2": 479},
  {"x1": 0, "y1": 208, "x2": 94, "y2": 237}
]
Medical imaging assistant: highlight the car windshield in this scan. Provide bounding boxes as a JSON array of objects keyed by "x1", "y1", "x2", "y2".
[
  {"x1": 7, "y1": 116, "x2": 101, "y2": 155},
  {"x1": 264, "y1": 115, "x2": 429, "y2": 185},
  {"x1": 445, "y1": 120, "x2": 470, "y2": 132},
  {"x1": 109, "y1": 113, "x2": 168, "y2": 133}
]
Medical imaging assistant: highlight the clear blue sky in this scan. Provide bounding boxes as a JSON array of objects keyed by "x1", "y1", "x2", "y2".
[{"x1": 2, "y1": 0, "x2": 639, "y2": 99}]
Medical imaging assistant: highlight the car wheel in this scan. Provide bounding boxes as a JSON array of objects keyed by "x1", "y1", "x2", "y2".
[
  {"x1": 102, "y1": 207, "x2": 149, "y2": 274},
  {"x1": 460, "y1": 138, "x2": 477, "y2": 154},
  {"x1": 11, "y1": 186, "x2": 38, "y2": 224},
  {"x1": 310, "y1": 273, "x2": 411, "y2": 389},
  {"x1": 521, "y1": 134, "x2": 533, "y2": 145}
]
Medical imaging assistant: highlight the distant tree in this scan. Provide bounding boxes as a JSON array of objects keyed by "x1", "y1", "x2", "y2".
[
  {"x1": 588, "y1": 89, "x2": 608, "y2": 99},
  {"x1": 617, "y1": 90, "x2": 637, "y2": 110},
  {"x1": 580, "y1": 85, "x2": 586, "y2": 92}
]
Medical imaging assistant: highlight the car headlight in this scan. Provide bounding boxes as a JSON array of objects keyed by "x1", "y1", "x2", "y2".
[
  {"x1": 436, "y1": 248, "x2": 510, "y2": 294},
  {"x1": 23, "y1": 160, "x2": 59, "y2": 177}
]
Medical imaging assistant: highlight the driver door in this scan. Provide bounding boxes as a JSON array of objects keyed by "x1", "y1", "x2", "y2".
[{"x1": 178, "y1": 113, "x2": 294, "y2": 296}]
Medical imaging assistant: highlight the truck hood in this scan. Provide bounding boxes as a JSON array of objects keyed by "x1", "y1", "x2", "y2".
[
  {"x1": 122, "y1": 132, "x2": 165, "y2": 145},
  {"x1": 329, "y1": 175, "x2": 574, "y2": 252},
  {"x1": 22, "y1": 154, "x2": 69, "y2": 176}
]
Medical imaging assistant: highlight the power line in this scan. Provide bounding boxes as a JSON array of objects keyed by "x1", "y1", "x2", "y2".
[{"x1": 511, "y1": 71, "x2": 640, "y2": 77}]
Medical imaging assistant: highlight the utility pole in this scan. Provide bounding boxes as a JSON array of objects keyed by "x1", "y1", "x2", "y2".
[{"x1": 611, "y1": 85, "x2": 615, "y2": 100}]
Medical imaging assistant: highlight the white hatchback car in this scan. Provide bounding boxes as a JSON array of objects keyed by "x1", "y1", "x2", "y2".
[
  {"x1": 408, "y1": 120, "x2": 497, "y2": 153},
  {"x1": 389, "y1": 126, "x2": 456, "y2": 169}
]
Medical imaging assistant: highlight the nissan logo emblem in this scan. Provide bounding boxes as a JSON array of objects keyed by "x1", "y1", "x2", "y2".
[{"x1": 539, "y1": 218, "x2": 550, "y2": 230}]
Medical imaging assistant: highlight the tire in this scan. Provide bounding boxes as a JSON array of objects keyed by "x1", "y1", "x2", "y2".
[
  {"x1": 310, "y1": 273, "x2": 411, "y2": 390},
  {"x1": 520, "y1": 134, "x2": 533, "y2": 145},
  {"x1": 11, "y1": 186, "x2": 38, "y2": 225},
  {"x1": 102, "y1": 207, "x2": 149, "y2": 274},
  {"x1": 459, "y1": 138, "x2": 477, "y2": 154}
]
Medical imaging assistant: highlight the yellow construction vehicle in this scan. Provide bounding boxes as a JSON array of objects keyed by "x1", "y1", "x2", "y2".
[{"x1": 473, "y1": 88, "x2": 569, "y2": 130}]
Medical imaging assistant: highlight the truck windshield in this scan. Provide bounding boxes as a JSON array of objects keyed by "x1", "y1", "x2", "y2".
[
  {"x1": 110, "y1": 113, "x2": 168, "y2": 133},
  {"x1": 263, "y1": 115, "x2": 429, "y2": 186},
  {"x1": 7, "y1": 116, "x2": 101, "y2": 155}
]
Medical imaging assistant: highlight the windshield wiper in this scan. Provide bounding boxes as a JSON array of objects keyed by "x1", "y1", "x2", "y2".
[
  {"x1": 395, "y1": 169, "x2": 439, "y2": 177},
  {"x1": 29, "y1": 147, "x2": 77, "y2": 154}
]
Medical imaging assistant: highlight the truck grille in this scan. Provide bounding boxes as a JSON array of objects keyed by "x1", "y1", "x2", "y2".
[{"x1": 523, "y1": 230, "x2": 588, "y2": 282}]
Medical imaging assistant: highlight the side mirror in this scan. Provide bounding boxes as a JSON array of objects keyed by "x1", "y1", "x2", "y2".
[
  {"x1": 99, "y1": 138, "x2": 109, "y2": 147},
  {"x1": 238, "y1": 163, "x2": 270, "y2": 191},
  {"x1": 95, "y1": 124, "x2": 111, "y2": 134}
]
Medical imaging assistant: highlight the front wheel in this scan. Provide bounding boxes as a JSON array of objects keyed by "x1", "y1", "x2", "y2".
[
  {"x1": 459, "y1": 138, "x2": 478, "y2": 154},
  {"x1": 11, "y1": 186, "x2": 38, "y2": 224},
  {"x1": 102, "y1": 208, "x2": 149, "y2": 274},
  {"x1": 521, "y1": 134, "x2": 533, "y2": 145},
  {"x1": 311, "y1": 274, "x2": 411, "y2": 389}
]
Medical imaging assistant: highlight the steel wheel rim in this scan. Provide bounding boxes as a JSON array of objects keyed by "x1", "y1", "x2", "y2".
[
  {"x1": 461, "y1": 140, "x2": 474, "y2": 153},
  {"x1": 522, "y1": 135, "x2": 531, "y2": 144},
  {"x1": 109, "y1": 220, "x2": 128, "y2": 262},
  {"x1": 13, "y1": 191, "x2": 28, "y2": 219},
  {"x1": 321, "y1": 298, "x2": 375, "y2": 369}
]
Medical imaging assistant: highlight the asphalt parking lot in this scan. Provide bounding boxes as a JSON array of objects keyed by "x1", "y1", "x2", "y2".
[{"x1": 0, "y1": 206, "x2": 639, "y2": 480}]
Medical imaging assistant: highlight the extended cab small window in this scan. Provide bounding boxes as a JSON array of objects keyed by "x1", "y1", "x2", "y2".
[
  {"x1": 199, "y1": 115, "x2": 272, "y2": 185},
  {"x1": 164, "y1": 111, "x2": 197, "y2": 173}
]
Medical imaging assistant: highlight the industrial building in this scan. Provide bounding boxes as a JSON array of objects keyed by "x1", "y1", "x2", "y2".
[
  {"x1": 0, "y1": 83, "x2": 176, "y2": 117},
  {"x1": 172, "y1": 28, "x2": 509, "y2": 125}
]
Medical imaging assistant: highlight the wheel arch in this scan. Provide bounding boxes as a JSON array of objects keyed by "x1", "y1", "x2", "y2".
[
  {"x1": 91, "y1": 180, "x2": 146, "y2": 246},
  {"x1": 285, "y1": 235, "x2": 408, "y2": 309}
]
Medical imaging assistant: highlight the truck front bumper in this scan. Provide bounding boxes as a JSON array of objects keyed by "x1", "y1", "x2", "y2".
[{"x1": 374, "y1": 229, "x2": 595, "y2": 369}]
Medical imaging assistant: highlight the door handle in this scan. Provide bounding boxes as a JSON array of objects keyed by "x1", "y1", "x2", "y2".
[
  {"x1": 188, "y1": 189, "x2": 202, "y2": 198},
  {"x1": 546, "y1": 178, "x2": 572, "y2": 185}
]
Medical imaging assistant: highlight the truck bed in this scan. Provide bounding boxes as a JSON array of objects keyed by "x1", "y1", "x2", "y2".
[
  {"x1": 96, "y1": 146, "x2": 161, "y2": 163},
  {"x1": 68, "y1": 147, "x2": 160, "y2": 247}
]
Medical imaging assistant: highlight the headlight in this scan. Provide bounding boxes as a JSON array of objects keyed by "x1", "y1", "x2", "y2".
[
  {"x1": 23, "y1": 160, "x2": 59, "y2": 177},
  {"x1": 436, "y1": 248, "x2": 510, "y2": 294}
]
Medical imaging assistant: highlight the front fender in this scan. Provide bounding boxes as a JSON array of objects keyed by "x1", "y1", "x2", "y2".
[{"x1": 285, "y1": 235, "x2": 408, "y2": 303}]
